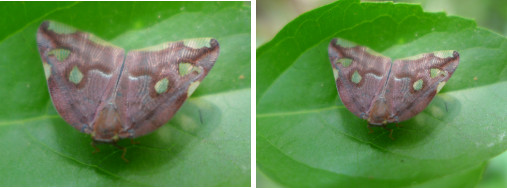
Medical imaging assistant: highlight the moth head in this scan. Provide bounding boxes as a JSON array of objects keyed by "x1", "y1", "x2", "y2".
[
  {"x1": 367, "y1": 98, "x2": 390, "y2": 125},
  {"x1": 91, "y1": 104, "x2": 123, "y2": 142}
]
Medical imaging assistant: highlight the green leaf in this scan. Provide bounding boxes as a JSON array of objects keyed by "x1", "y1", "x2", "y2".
[
  {"x1": 0, "y1": 2, "x2": 250, "y2": 186},
  {"x1": 478, "y1": 151, "x2": 507, "y2": 188},
  {"x1": 257, "y1": 0, "x2": 507, "y2": 187}
]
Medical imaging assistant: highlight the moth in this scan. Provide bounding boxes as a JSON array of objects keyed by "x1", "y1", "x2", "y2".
[
  {"x1": 37, "y1": 20, "x2": 220, "y2": 142},
  {"x1": 328, "y1": 38, "x2": 459, "y2": 126}
]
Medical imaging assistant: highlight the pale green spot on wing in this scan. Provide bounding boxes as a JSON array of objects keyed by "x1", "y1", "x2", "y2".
[
  {"x1": 413, "y1": 79, "x2": 424, "y2": 91},
  {"x1": 335, "y1": 38, "x2": 357, "y2": 48},
  {"x1": 134, "y1": 38, "x2": 212, "y2": 52},
  {"x1": 88, "y1": 35, "x2": 117, "y2": 47},
  {"x1": 154, "y1": 78, "x2": 169, "y2": 94},
  {"x1": 183, "y1": 38, "x2": 212, "y2": 49},
  {"x1": 48, "y1": 49, "x2": 70, "y2": 62},
  {"x1": 337, "y1": 58, "x2": 352, "y2": 67},
  {"x1": 436, "y1": 81, "x2": 446, "y2": 93},
  {"x1": 179, "y1": 63, "x2": 193, "y2": 76},
  {"x1": 364, "y1": 48, "x2": 385, "y2": 57},
  {"x1": 434, "y1": 50, "x2": 455, "y2": 58},
  {"x1": 47, "y1": 21, "x2": 77, "y2": 34},
  {"x1": 187, "y1": 81, "x2": 201, "y2": 97},
  {"x1": 136, "y1": 42, "x2": 172, "y2": 52},
  {"x1": 401, "y1": 53, "x2": 426, "y2": 61},
  {"x1": 43, "y1": 62, "x2": 51, "y2": 80},
  {"x1": 194, "y1": 66, "x2": 203, "y2": 74},
  {"x1": 351, "y1": 71, "x2": 362, "y2": 84},
  {"x1": 69, "y1": 66, "x2": 83, "y2": 84},
  {"x1": 430, "y1": 68, "x2": 440, "y2": 78},
  {"x1": 179, "y1": 63, "x2": 202, "y2": 76},
  {"x1": 430, "y1": 68, "x2": 448, "y2": 78},
  {"x1": 332, "y1": 68, "x2": 339, "y2": 80}
]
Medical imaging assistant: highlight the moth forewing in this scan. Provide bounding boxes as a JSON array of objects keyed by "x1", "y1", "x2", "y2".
[
  {"x1": 328, "y1": 38, "x2": 391, "y2": 122},
  {"x1": 116, "y1": 38, "x2": 220, "y2": 138},
  {"x1": 386, "y1": 50, "x2": 459, "y2": 123},
  {"x1": 328, "y1": 38, "x2": 459, "y2": 126},
  {"x1": 37, "y1": 21, "x2": 126, "y2": 136}
]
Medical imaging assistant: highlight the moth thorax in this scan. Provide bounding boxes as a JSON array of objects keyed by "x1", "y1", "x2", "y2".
[
  {"x1": 92, "y1": 104, "x2": 122, "y2": 142},
  {"x1": 368, "y1": 98, "x2": 390, "y2": 125}
]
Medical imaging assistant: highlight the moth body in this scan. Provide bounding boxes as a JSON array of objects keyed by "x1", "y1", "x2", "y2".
[
  {"x1": 367, "y1": 97, "x2": 391, "y2": 125},
  {"x1": 328, "y1": 38, "x2": 459, "y2": 126},
  {"x1": 90, "y1": 102, "x2": 124, "y2": 142}
]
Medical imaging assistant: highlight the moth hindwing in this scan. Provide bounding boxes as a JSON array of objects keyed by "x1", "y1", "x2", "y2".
[
  {"x1": 37, "y1": 20, "x2": 220, "y2": 142},
  {"x1": 328, "y1": 38, "x2": 459, "y2": 126}
]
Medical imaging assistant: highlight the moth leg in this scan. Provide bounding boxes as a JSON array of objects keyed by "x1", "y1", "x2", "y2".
[
  {"x1": 395, "y1": 122, "x2": 404, "y2": 128},
  {"x1": 91, "y1": 140, "x2": 100, "y2": 154},
  {"x1": 112, "y1": 141, "x2": 128, "y2": 163},
  {"x1": 130, "y1": 139, "x2": 140, "y2": 145},
  {"x1": 381, "y1": 126, "x2": 395, "y2": 140},
  {"x1": 367, "y1": 124, "x2": 374, "y2": 134}
]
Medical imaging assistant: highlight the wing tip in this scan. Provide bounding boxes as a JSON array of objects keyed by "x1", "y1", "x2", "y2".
[
  {"x1": 452, "y1": 50, "x2": 459, "y2": 59},
  {"x1": 210, "y1": 38, "x2": 219, "y2": 48}
]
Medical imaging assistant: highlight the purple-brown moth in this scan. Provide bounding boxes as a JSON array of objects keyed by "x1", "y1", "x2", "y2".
[
  {"x1": 37, "y1": 20, "x2": 220, "y2": 142},
  {"x1": 328, "y1": 38, "x2": 459, "y2": 126}
]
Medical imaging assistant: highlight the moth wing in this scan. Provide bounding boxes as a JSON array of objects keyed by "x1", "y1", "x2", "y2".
[
  {"x1": 386, "y1": 51, "x2": 459, "y2": 122},
  {"x1": 37, "y1": 20, "x2": 125, "y2": 132},
  {"x1": 116, "y1": 38, "x2": 219, "y2": 137},
  {"x1": 328, "y1": 38, "x2": 391, "y2": 119}
]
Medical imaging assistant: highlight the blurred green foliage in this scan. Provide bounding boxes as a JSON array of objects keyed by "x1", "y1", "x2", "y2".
[{"x1": 257, "y1": 0, "x2": 507, "y2": 46}]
